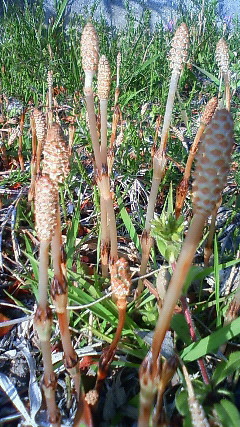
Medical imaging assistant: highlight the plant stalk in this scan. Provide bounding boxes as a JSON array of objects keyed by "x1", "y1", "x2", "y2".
[
  {"x1": 151, "y1": 213, "x2": 206, "y2": 365},
  {"x1": 175, "y1": 123, "x2": 206, "y2": 218},
  {"x1": 38, "y1": 240, "x2": 50, "y2": 309},
  {"x1": 95, "y1": 302, "x2": 127, "y2": 393},
  {"x1": 84, "y1": 89, "x2": 102, "y2": 171},
  {"x1": 137, "y1": 75, "x2": 180, "y2": 297},
  {"x1": 180, "y1": 296, "x2": 210, "y2": 384},
  {"x1": 100, "y1": 99, "x2": 108, "y2": 164},
  {"x1": 100, "y1": 196, "x2": 110, "y2": 277},
  {"x1": 51, "y1": 203, "x2": 81, "y2": 399}
]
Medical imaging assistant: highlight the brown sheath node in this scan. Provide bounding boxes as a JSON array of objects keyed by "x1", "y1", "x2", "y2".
[
  {"x1": 35, "y1": 304, "x2": 53, "y2": 321},
  {"x1": 101, "y1": 241, "x2": 110, "y2": 256},
  {"x1": 34, "y1": 305, "x2": 53, "y2": 341},
  {"x1": 42, "y1": 372, "x2": 58, "y2": 390},
  {"x1": 116, "y1": 298, "x2": 127, "y2": 310},
  {"x1": 64, "y1": 353, "x2": 79, "y2": 371},
  {"x1": 141, "y1": 229, "x2": 149, "y2": 244},
  {"x1": 175, "y1": 177, "x2": 188, "y2": 217},
  {"x1": 139, "y1": 351, "x2": 161, "y2": 396},
  {"x1": 51, "y1": 275, "x2": 67, "y2": 297},
  {"x1": 97, "y1": 346, "x2": 116, "y2": 380},
  {"x1": 160, "y1": 355, "x2": 179, "y2": 388},
  {"x1": 51, "y1": 277, "x2": 68, "y2": 313},
  {"x1": 95, "y1": 167, "x2": 101, "y2": 181},
  {"x1": 141, "y1": 230, "x2": 153, "y2": 248},
  {"x1": 226, "y1": 300, "x2": 240, "y2": 323},
  {"x1": 154, "y1": 411, "x2": 168, "y2": 426},
  {"x1": 49, "y1": 412, "x2": 61, "y2": 425},
  {"x1": 101, "y1": 162, "x2": 108, "y2": 176}
]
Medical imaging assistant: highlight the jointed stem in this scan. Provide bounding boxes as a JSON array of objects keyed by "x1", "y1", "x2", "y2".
[
  {"x1": 99, "y1": 98, "x2": 111, "y2": 275},
  {"x1": 100, "y1": 99, "x2": 108, "y2": 164},
  {"x1": 51, "y1": 205, "x2": 63, "y2": 281},
  {"x1": 138, "y1": 352, "x2": 161, "y2": 427},
  {"x1": 97, "y1": 173, "x2": 118, "y2": 264},
  {"x1": 34, "y1": 305, "x2": 60, "y2": 425},
  {"x1": 146, "y1": 67, "x2": 180, "y2": 226},
  {"x1": 137, "y1": 152, "x2": 166, "y2": 297},
  {"x1": 95, "y1": 302, "x2": 127, "y2": 394},
  {"x1": 151, "y1": 213, "x2": 206, "y2": 365},
  {"x1": 105, "y1": 196, "x2": 118, "y2": 263},
  {"x1": 185, "y1": 124, "x2": 205, "y2": 180},
  {"x1": 159, "y1": 74, "x2": 179, "y2": 153},
  {"x1": 85, "y1": 87, "x2": 118, "y2": 265},
  {"x1": 180, "y1": 296, "x2": 210, "y2": 384},
  {"x1": 100, "y1": 197, "x2": 110, "y2": 277},
  {"x1": 51, "y1": 203, "x2": 81, "y2": 399},
  {"x1": 38, "y1": 240, "x2": 50, "y2": 309},
  {"x1": 41, "y1": 341, "x2": 60, "y2": 426},
  {"x1": 137, "y1": 74, "x2": 180, "y2": 297},
  {"x1": 224, "y1": 73, "x2": 231, "y2": 111},
  {"x1": 85, "y1": 89, "x2": 102, "y2": 171}
]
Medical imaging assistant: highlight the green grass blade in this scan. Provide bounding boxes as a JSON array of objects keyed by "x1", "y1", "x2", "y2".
[
  {"x1": 52, "y1": 0, "x2": 69, "y2": 32},
  {"x1": 23, "y1": 236, "x2": 39, "y2": 281},
  {"x1": 212, "y1": 351, "x2": 240, "y2": 386},
  {"x1": 181, "y1": 317, "x2": 240, "y2": 362},
  {"x1": 192, "y1": 63, "x2": 220, "y2": 85},
  {"x1": 214, "y1": 400, "x2": 240, "y2": 427},
  {"x1": 116, "y1": 192, "x2": 141, "y2": 252}
]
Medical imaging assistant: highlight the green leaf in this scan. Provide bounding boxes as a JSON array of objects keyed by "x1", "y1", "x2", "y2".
[
  {"x1": 181, "y1": 317, "x2": 240, "y2": 362},
  {"x1": 192, "y1": 63, "x2": 220, "y2": 85},
  {"x1": 212, "y1": 351, "x2": 240, "y2": 386},
  {"x1": 182, "y1": 266, "x2": 204, "y2": 295},
  {"x1": 123, "y1": 53, "x2": 161, "y2": 87},
  {"x1": 171, "y1": 314, "x2": 192, "y2": 345},
  {"x1": 121, "y1": 88, "x2": 147, "y2": 107},
  {"x1": 184, "y1": 258, "x2": 240, "y2": 298},
  {"x1": 151, "y1": 211, "x2": 184, "y2": 263},
  {"x1": 175, "y1": 389, "x2": 189, "y2": 417},
  {"x1": 214, "y1": 399, "x2": 240, "y2": 427},
  {"x1": 116, "y1": 192, "x2": 141, "y2": 252},
  {"x1": 155, "y1": 237, "x2": 167, "y2": 258},
  {"x1": 23, "y1": 237, "x2": 39, "y2": 281}
]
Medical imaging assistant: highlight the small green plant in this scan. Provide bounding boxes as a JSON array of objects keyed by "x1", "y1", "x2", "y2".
[{"x1": 151, "y1": 211, "x2": 184, "y2": 264}]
